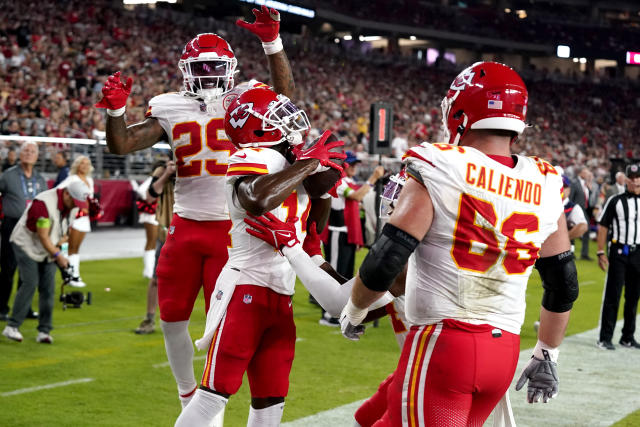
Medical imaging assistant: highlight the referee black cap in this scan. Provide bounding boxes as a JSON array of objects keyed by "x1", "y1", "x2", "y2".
[{"x1": 626, "y1": 163, "x2": 640, "y2": 178}]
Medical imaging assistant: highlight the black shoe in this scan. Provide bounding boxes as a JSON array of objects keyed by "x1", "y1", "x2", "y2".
[
  {"x1": 26, "y1": 310, "x2": 38, "y2": 319},
  {"x1": 597, "y1": 340, "x2": 615, "y2": 350},
  {"x1": 581, "y1": 255, "x2": 593, "y2": 261},
  {"x1": 619, "y1": 338, "x2": 640, "y2": 349}
]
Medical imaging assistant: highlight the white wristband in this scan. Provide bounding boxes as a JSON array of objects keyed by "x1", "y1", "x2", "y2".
[
  {"x1": 262, "y1": 35, "x2": 283, "y2": 55},
  {"x1": 533, "y1": 339, "x2": 559, "y2": 363},
  {"x1": 343, "y1": 297, "x2": 368, "y2": 325},
  {"x1": 320, "y1": 192, "x2": 332, "y2": 199},
  {"x1": 106, "y1": 106, "x2": 126, "y2": 117}
]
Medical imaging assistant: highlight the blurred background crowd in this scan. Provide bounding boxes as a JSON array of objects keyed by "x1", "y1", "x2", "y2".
[{"x1": 0, "y1": 0, "x2": 638, "y2": 225}]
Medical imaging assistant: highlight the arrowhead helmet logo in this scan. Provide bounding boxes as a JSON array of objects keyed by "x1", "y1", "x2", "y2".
[
  {"x1": 228, "y1": 102, "x2": 253, "y2": 129},
  {"x1": 450, "y1": 70, "x2": 476, "y2": 91}
]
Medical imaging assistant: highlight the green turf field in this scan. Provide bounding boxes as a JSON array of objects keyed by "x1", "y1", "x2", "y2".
[{"x1": 1, "y1": 241, "x2": 638, "y2": 426}]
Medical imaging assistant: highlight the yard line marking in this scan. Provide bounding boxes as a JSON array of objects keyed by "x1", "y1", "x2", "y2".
[
  {"x1": 1, "y1": 378, "x2": 94, "y2": 397},
  {"x1": 283, "y1": 316, "x2": 640, "y2": 427},
  {"x1": 56, "y1": 316, "x2": 141, "y2": 328},
  {"x1": 153, "y1": 355, "x2": 207, "y2": 369}
]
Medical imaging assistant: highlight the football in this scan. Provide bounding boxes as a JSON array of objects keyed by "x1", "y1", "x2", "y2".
[{"x1": 302, "y1": 132, "x2": 344, "y2": 198}]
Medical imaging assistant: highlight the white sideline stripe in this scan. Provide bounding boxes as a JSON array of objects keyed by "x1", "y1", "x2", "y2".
[
  {"x1": 283, "y1": 317, "x2": 640, "y2": 427},
  {"x1": 153, "y1": 355, "x2": 206, "y2": 368},
  {"x1": 1, "y1": 378, "x2": 94, "y2": 397}
]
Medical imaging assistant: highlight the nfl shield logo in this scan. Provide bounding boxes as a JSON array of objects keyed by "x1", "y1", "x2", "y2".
[
  {"x1": 216, "y1": 290, "x2": 223, "y2": 300},
  {"x1": 243, "y1": 294, "x2": 252, "y2": 304}
]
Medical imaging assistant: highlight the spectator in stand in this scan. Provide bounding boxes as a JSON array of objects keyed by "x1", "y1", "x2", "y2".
[
  {"x1": 0, "y1": 141, "x2": 46, "y2": 320},
  {"x1": 391, "y1": 129, "x2": 408, "y2": 161},
  {"x1": 1, "y1": 180, "x2": 90, "y2": 343},
  {"x1": 57, "y1": 155, "x2": 95, "y2": 288},
  {"x1": 2, "y1": 147, "x2": 17, "y2": 171},
  {"x1": 53, "y1": 151, "x2": 70, "y2": 187}
]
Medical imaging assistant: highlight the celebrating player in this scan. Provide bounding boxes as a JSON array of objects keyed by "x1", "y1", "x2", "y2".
[
  {"x1": 174, "y1": 87, "x2": 344, "y2": 426},
  {"x1": 95, "y1": 6, "x2": 295, "y2": 411},
  {"x1": 340, "y1": 62, "x2": 578, "y2": 425}
]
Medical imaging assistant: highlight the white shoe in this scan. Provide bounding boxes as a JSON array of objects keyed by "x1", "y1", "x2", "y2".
[
  {"x1": 68, "y1": 277, "x2": 86, "y2": 288},
  {"x1": 2, "y1": 325, "x2": 23, "y2": 342},
  {"x1": 36, "y1": 332, "x2": 53, "y2": 344}
]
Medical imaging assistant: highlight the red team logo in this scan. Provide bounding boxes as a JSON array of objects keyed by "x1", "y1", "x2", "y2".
[{"x1": 227, "y1": 102, "x2": 253, "y2": 129}]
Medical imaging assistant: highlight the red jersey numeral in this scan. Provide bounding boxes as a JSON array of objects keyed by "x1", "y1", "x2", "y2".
[{"x1": 452, "y1": 193, "x2": 540, "y2": 275}]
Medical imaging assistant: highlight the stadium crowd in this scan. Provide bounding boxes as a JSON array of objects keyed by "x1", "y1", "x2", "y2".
[{"x1": 0, "y1": 0, "x2": 638, "y2": 183}]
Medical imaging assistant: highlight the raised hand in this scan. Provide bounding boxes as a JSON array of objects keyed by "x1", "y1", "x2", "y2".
[
  {"x1": 236, "y1": 5, "x2": 280, "y2": 42},
  {"x1": 244, "y1": 212, "x2": 300, "y2": 252},
  {"x1": 295, "y1": 130, "x2": 346, "y2": 173},
  {"x1": 95, "y1": 71, "x2": 133, "y2": 110}
]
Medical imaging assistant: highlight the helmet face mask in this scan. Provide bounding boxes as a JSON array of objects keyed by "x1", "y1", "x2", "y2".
[
  {"x1": 179, "y1": 33, "x2": 237, "y2": 103},
  {"x1": 441, "y1": 61, "x2": 528, "y2": 145},
  {"x1": 224, "y1": 88, "x2": 310, "y2": 149}
]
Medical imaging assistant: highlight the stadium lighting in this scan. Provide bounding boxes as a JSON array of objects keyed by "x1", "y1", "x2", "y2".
[
  {"x1": 238, "y1": 0, "x2": 315, "y2": 18},
  {"x1": 627, "y1": 51, "x2": 640, "y2": 65},
  {"x1": 410, "y1": 36, "x2": 417, "y2": 41},
  {"x1": 334, "y1": 38, "x2": 340, "y2": 44},
  {"x1": 360, "y1": 36, "x2": 381, "y2": 42},
  {"x1": 557, "y1": 45, "x2": 571, "y2": 58},
  {"x1": 579, "y1": 57, "x2": 587, "y2": 64},
  {"x1": 123, "y1": 0, "x2": 176, "y2": 4},
  {"x1": 343, "y1": 35, "x2": 352, "y2": 41},
  {"x1": 573, "y1": 58, "x2": 579, "y2": 63},
  {"x1": 504, "y1": 8, "x2": 511, "y2": 13}
]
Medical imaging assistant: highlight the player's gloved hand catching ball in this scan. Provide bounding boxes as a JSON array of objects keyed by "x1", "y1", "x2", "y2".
[
  {"x1": 515, "y1": 340, "x2": 559, "y2": 403},
  {"x1": 94, "y1": 71, "x2": 132, "y2": 116},
  {"x1": 295, "y1": 130, "x2": 346, "y2": 174},
  {"x1": 244, "y1": 212, "x2": 300, "y2": 253}
]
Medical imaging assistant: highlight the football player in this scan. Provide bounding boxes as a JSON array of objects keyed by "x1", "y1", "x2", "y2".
[
  {"x1": 340, "y1": 62, "x2": 578, "y2": 425},
  {"x1": 174, "y1": 88, "x2": 345, "y2": 427},
  {"x1": 94, "y1": 6, "x2": 296, "y2": 412}
]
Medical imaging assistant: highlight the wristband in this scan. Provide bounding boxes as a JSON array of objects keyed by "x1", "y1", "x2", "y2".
[
  {"x1": 53, "y1": 251, "x2": 61, "y2": 259},
  {"x1": 262, "y1": 35, "x2": 283, "y2": 55},
  {"x1": 597, "y1": 250, "x2": 605, "y2": 256},
  {"x1": 107, "y1": 106, "x2": 126, "y2": 117},
  {"x1": 533, "y1": 339, "x2": 559, "y2": 363},
  {"x1": 343, "y1": 297, "x2": 368, "y2": 326}
]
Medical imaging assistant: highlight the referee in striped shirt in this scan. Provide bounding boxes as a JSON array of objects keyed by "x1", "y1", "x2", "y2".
[{"x1": 596, "y1": 163, "x2": 640, "y2": 350}]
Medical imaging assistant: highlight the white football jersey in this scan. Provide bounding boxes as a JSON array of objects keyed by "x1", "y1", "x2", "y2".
[
  {"x1": 146, "y1": 81, "x2": 267, "y2": 221},
  {"x1": 225, "y1": 147, "x2": 310, "y2": 295},
  {"x1": 403, "y1": 142, "x2": 564, "y2": 334}
]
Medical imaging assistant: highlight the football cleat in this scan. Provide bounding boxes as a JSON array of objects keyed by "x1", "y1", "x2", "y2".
[
  {"x1": 135, "y1": 318, "x2": 156, "y2": 335},
  {"x1": 2, "y1": 326, "x2": 23, "y2": 342},
  {"x1": 68, "y1": 277, "x2": 87, "y2": 288},
  {"x1": 36, "y1": 332, "x2": 53, "y2": 344}
]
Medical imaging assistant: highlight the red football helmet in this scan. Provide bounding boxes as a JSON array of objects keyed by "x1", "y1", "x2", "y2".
[
  {"x1": 441, "y1": 61, "x2": 528, "y2": 145},
  {"x1": 178, "y1": 33, "x2": 237, "y2": 103},
  {"x1": 224, "y1": 88, "x2": 310, "y2": 149}
]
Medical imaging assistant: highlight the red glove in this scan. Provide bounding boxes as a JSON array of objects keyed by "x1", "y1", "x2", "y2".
[
  {"x1": 88, "y1": 197, "x2": 104, "y2": 221},
  {"x1": 236, "y1": 5, "x2": 280, "y2": 42},
  {"x1": 302, "y1": 221, "x2": 323, "y2": 257},
  {"x1": 244, "y1": 212, "x2": 300, "y2": 253},
  {"x1": 295, "y1": 130, "x2": 346, "y2": 173},
  {"x1": 95, "y1": 71, "x2": 132, "y2": 110}
]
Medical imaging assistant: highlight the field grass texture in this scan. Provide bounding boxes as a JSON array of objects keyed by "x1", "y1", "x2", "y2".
[{"x1": 1, "y1": 243, "x2": 639, "y2": 426}]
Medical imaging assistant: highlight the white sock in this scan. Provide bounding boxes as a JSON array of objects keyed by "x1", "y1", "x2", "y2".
[
  {"x1": 143, "y1": 249, "x2": 156, "y2": 278},
  {"x1": 209, "y1": 407, "x2": 225, "y2": 427},
  {"x1": 247, "y1": 402, "x2": 285, "y2": 427},
  {"x1": 161, "y1": 320, "x2": 197, "y2": 404},
  {"x1": 175, "y1": 389, "x2": 227, "y2": 427},
  {"x1": 69, "y1": 254, "x2": 81, "y2": 277}
]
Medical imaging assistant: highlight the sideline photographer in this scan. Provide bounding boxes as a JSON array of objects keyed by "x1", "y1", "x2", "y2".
[{"x1": 1, "y1": 180, "x2": 91, "y2": 344}]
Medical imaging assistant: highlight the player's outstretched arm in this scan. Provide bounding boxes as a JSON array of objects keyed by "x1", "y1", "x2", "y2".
[
  {"x1": 95, "y1": 72, "x2": 166, "y2": 154},
  {"x1": 236, "y1": 6, "x2": 295, "y2": 98},
  {"x1": 341, "y1": 178, "x2": 432, "y2": 340},
  {"x1": 516, "y1": 213, "x2": 575, "y2": 404}
]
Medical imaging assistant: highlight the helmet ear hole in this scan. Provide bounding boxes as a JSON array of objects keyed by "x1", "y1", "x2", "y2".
[
  {"x1": 254, "y1": 130, "x2": 265, "y2": 137},
  {"x1": 453, "y1": 109, "x2": 464, "y2": 120}
]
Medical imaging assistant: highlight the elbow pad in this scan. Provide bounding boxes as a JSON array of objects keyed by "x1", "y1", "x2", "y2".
[
  {"x1": 359, "y1": 223, "x2": 419, "y2": 292},
  {"x1": 536, "y1": 251, "x2": 579, "y2": 313}
]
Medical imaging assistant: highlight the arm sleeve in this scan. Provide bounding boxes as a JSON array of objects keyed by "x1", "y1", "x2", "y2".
[{"x1": 282, "y1": 245, "x2": 393, "y2": 317}]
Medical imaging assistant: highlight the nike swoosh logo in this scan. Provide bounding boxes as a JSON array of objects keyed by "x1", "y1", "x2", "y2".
[{"x1": 237, "y1": 153, "x2": 247, "y2": 159}]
